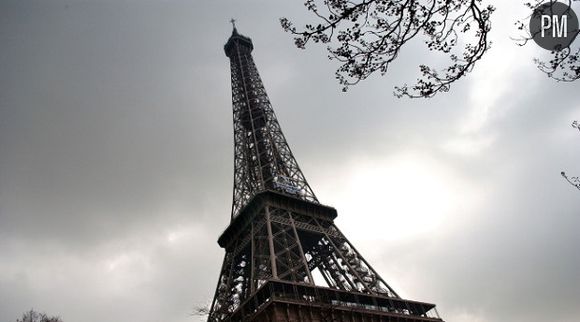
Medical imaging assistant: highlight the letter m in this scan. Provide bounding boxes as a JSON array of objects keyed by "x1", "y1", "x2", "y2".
[{"x1": 553, "y1": 15, "x2": 568, "y2": 38}]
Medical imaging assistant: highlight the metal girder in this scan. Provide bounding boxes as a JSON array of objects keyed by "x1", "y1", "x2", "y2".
[
  {"x1": 226, "y1": 28, "x2": 317, "y2": 219},
  {"x1": 208, "y1": 198, "x2": 427, "y2": 321},
  {"x1": 208, "y1": 28, "x2": 443, "y2": 322}
]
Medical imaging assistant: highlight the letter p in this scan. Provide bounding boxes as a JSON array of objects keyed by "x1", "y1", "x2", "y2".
[{"x1": 541, "y1": 15, "x2": 552, "y2": 37}]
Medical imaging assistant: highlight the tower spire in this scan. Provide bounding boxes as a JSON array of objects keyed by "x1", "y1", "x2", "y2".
[{"x1": 223, "y1": 27, "x2": 317, "y2": 219}]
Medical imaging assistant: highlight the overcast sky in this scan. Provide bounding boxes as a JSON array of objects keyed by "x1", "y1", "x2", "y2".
[{"x1": 1, "y1": 1, "x2": 579, "y2": 322}]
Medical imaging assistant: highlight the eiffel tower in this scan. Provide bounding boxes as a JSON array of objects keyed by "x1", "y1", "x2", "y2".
[{"x1": 208, "y1": 24, "x2": 444, "y2": 322}]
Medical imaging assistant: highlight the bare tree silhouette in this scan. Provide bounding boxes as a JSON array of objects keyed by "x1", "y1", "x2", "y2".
[
  {"x1": 191, "y1": 304, "x2": 210, "y2": 321},
  {"x1": 561, "y1": 121, "x2": 580, "y2": 191},
  {"x1": 14, "y1": 309, "x2": 62, "y2": 322},
  {"x1": 280, "y1": 0, "x2": 495, "y2": 98},
  {"x1": 515, "y1": 0, "x2": 580, "y2": 82}
]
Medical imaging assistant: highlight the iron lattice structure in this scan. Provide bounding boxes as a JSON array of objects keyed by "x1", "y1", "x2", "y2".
[
  {"x1": 226, "y1": 27, "x2": 317, "y2": 219},
  {"x1": 208, "y1": 27, "x2": 444, "y2": 322}
]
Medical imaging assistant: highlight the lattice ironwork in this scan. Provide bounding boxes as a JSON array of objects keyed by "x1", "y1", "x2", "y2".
[
  {"x1": 225, "y1": 27, "x2": 317, "y2": 219},
  {"x1": 207, "y1": 27, "x2": 443, "y2": 322}
]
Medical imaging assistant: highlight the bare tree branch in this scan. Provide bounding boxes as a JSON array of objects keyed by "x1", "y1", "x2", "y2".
[
  {"x1": 14, "y1": 309, "x2": 62, "y2": 322},
  {"x1": 281, "y1": 0, "x2": 495, "y2": 98},
  {"x1": 561, "y1": 120, "x2": 580, "y2": 191},
  {"x1": 191, "y1": 304, "x2": 210, "y2": 321},
  {"x1": 515, "y1": 0, "x2": 580, "y2": 82}
]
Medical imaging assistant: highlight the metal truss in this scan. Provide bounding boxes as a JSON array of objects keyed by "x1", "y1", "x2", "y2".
[
  {"x1": 208, "y1": 197, "x2": 414, "y2": 321},
  {"x1": 226, "y1": 27, "x2": 317, "y2": 219},
  {"x1": 208, "y1": 28, "x2": 442, "y2": 322}
]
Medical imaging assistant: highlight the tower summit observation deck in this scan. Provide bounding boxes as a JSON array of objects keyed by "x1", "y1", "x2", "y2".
[{"x1": 207, "y1": 25, "x2": 444, "y2": 322}]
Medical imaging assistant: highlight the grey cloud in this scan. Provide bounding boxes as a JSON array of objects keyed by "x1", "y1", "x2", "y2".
[{"x1": 1, "y1": 1, "x2": 579, "y2": 322}]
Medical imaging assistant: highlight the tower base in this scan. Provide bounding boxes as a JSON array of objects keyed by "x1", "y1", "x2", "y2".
[{"x1": 220, "y1": 280, "x2": 443, "y2": 322}]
